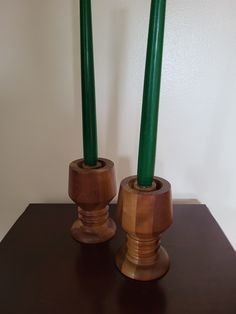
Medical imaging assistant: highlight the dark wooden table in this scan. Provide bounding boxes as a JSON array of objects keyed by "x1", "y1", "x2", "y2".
[{"x1": 0, "y1": 204, "x2": 235, "y2": 314}]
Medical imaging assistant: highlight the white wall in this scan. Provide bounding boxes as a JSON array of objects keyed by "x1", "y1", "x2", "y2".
[{"x1": 0, "y1": 0, "x2": 235, "y2": 249}]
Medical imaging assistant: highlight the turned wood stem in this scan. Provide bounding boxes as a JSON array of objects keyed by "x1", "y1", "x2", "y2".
[
  {"x1": 78, "y1": 207, "x2": 109, "y2": 227},
  {"x1": 126, "y1": 234, "x2": 160, "y2": 266}
]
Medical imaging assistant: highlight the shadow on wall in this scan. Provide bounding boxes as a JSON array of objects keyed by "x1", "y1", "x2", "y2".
[
  {"x1": 72, "y1": 0, "x2": 83, "y2": 150},
  {"x1": 106, "y1": 7, "x2": 131, "y2": 186},
  {"x1": 185, "y1": 61, "x2": 235, "y2": 208},
  {"x1": 0, "y1": 1, "x2": 85, "y2": 240}
]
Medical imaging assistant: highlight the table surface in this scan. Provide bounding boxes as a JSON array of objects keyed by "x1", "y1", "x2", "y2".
[{"x1": 0, "y1": 204, "x2": 235, "y2": 314}]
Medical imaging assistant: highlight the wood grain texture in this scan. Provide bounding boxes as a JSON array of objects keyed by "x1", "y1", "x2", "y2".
[
  {"x1": 116, "y1": 176, "x2": 173, "y2": 281},
  {"x1": 68, "y1": 158, "x2": 116, "y2": 243}
]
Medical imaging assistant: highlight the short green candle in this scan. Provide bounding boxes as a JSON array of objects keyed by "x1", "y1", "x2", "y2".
[
  {"x1": 137, "y1": 0, "x2": 166, "y2": 187},
  {"x1": 80, "y1": 0, "x2": 98, "y2": 166}
]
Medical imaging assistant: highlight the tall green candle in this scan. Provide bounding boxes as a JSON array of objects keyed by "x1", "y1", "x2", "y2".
[
  {"x1": 137, "y1": 0, "x2": 166, "y2": 187},
  {"x1": 80, "y1": 0, "x2": 98, "y2": 166}
]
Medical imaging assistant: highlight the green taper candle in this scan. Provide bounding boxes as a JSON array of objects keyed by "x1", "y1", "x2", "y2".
[
  {"x1": 80, "y1": 0, "x2": 98, "y2": 166},
  {"x1": 137, "y1": 0, "x2": 166, "y2": 187}
]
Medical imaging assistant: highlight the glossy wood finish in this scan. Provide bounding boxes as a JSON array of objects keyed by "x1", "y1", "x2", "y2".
[
  {"x1": 68, "y1": 158, "x2": 116, "y2": 243},
  {"x1": 0, "y1": 204, "x2": 235, "y2": 314},
  {"x1": 116, "y1": 176, "x2": 173, "y2": 281}
]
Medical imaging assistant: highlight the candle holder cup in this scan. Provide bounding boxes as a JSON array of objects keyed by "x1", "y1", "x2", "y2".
[
  {"x1": 115, "y1": 176, "x2": 173, "y2": 281},
  {"x1": 68, "y1": 158, "x2": 116, "y2": 244}
]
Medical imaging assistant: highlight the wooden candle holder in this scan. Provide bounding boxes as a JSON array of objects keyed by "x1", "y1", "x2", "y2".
[
  {"x1": 115, "y1": 176, "x2": 173, "y2": 281},
  {"x1": 68, "y1": 158, "x2": 116, "y2": 244}
]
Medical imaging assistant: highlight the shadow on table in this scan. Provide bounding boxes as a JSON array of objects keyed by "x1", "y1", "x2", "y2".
[
  {"x1": 75, "y1": 242, "x2": 117, "y2": 313},
  {"x1": 75, "y1": 242, "x2": 167, "y2": 314},
  {"x1": 117, "y1": 278, "x2": 167, "y2": 314}
]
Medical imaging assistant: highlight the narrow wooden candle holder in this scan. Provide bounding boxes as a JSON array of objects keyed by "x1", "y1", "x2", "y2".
[
  {"x1": 115, "y1": 175, "x2": 173, "y2": 281},
  {"x1": 68, "y1": 158, "x2": 116, "y2": 244}
]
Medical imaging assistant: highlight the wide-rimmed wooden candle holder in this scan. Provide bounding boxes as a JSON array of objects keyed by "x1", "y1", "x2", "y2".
[
  {"x1": 115, "y1": 175, "x2": 173, "y2": 281},
  {"x1": 68, "y1": 158, "x2": 116, "y2": 244}
]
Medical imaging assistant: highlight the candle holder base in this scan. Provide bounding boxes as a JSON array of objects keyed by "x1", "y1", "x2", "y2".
[
  {"x1": 115, "y1": 176, "x2": 173, "y2": 281},
  {"x1": 69, "y1": 158, "x2": 116, "y2": 244},
  {"x1": 71, "y1": 206, "x2": 116, "y2": 244},
  {"x1": 116, "y1": 236, "x2": 170, "y2": 281}
]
